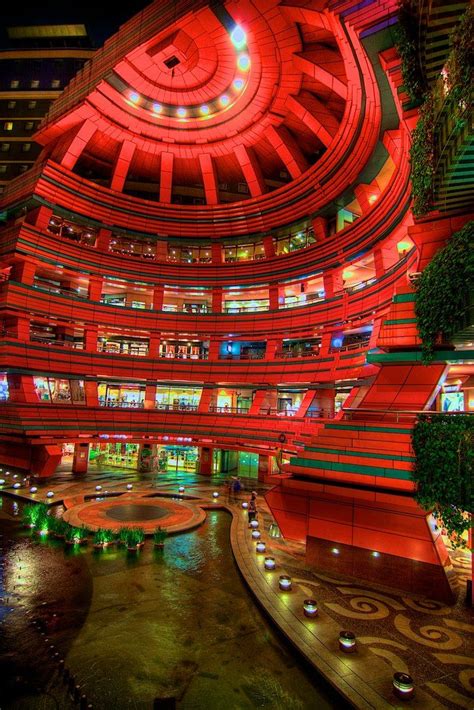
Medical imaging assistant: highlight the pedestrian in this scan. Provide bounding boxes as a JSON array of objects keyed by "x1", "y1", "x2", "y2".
[{"x1": 248, "y1": 493, "x2": 257, "y2": 526}]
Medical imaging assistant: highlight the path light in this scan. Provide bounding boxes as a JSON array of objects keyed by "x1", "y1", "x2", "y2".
[
  {"x1": 251, "y1": 530, "x2": 261, "y2": 540},
  {"x1": 241, "y1": 501, "x2": 248, "y2": 509},
  {"x1": 250, "y1": 519, "x2": 259, "y2": 529},
  {"x1": 339, "y1": 630, "x2": 356, "y2": 653},
  {"x1": 126, "y1": 484, "x2": 133, "y2": 491},
  {"x1": 0, "y1": 479, "x2": 5, "y2": 485},
  {"x1": 30, "y1": 487, "x2": 38, "y2": 494},
  {"x1": 392, "y1": 673, "x2": 414, "y2": 700},
  {"x1": 95, "y1": 485, "x2": 102, "y2": 492},
  {"x1": 178, "y1": 486, "x2": 185, "y2": 493},
  {"x1": 212, "y1": 491, "x2": 219, "y2": 499},
  {"x1": 303, "y1": 599, "x2": 318, "y2": 618},
  {"x1": 279, "y1": 575, "x2": 292, "y2": 591},
  {"x1": 13, "y1": 483, "x2": 21, "y2": 489},
  {"x1": 264, "y1": 556, "x2": 276, "y2": 570},
  {"x1": 256, "y1": 541, "x2": 266, "y2": 553},
  {"x1": 46, "y1": 491, "x2": 54, "y2": 498}
]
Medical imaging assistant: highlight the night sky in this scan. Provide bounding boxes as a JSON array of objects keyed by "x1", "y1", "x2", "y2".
[{"x1": 1, "y1": 1, "x2": 153, "y2": 46}]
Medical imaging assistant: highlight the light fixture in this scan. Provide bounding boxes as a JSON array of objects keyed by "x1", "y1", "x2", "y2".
[
  {"x1": 13, "y1": 483, "x2": 21, "y2": 489},
  {"x1": 241, "y1": 502, "x2": 248, "y2": 509},
  {"x1": 392, "y1": 673, "x2": 414, "y2": 700},
  {"x1": 126, "y1": 484, "x2": 133, "y2": 491},
  {"x1": 177, "y1": 107, "x2": 187, "y2": 118},
  {"x1": 251, "y1": 530, "x2": 261, "y2": 539},
  {"x1": 152, "y1": 103, "x2": 162, "y2": 114},
  {"x1": 212, "y1": 491, "x2": 219, "y2": 498},
  {"x1": 339, "y1": 630, "x2": 356, "y2": 653},
  {"x1": 179, "y1": 486, "x2": 185, "y2": 493},
  {"x1": 256, "y1": 541, "x2": 266, "y2": 553},
  {"x1": 303, "y1": 599, "x2": 318, "y2": 617},
  {"x1": 233, "y1": 78, "x2": 244, "y2": 91},
  {"x1": 371, "y1": 551, "x2": 380, "y2": 558},
  {"x1": 237, "y1": 53, "x2": 250, "y2": 72},
  {"x1": 46, "y1": 491, "x2": 54, "y2": 498},
  {"x1": 279, "y1": 575, "x2": 292, "y2": 591},
  {"x1": 129, "y1": 92, "x2": 139, "y2": 103},
  {"x1": 264, "y1": 556, "x2": 276, "y2": 570},
  {"x1": 200, "y1": 104, "x2": 210, "y2": 116},
  {"x1": 219, "y1": 94, "x2": 230, "y2": 107},
  {"x1": 230, "y1": 25, "x2": 247, "y2": 49},
  {"x1": 0, "y1": 479, "x2": 5, "y2": 485},
  {"x1": 95, "y1": 485, "x2": 102, "y2": 492},
  {"x1": 250, "y1": 519, "x2": 259, "y2": 529},
  {"x1": 332, "y1": 547, "x2": 340, "y2": 555}
]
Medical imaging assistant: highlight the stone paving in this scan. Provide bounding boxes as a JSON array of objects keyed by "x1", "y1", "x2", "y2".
[{"x1": 0, "y1": 464, "x2": 472, "y2": 709}]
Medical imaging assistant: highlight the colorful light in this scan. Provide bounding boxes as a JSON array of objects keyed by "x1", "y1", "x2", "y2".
[
  {"x1": 256, "y1": 541, "x2": 266, "y2": 553},
  {"x1": 339, "y1": 630, "x2": 356, "y2": 652},
  {"x1": 279, "y1": 575, "x2": 292, "y2": 591},
  {"x1": 392, "y1": 672, "x2": 414, "y2": 699},
  {"x1": 129, "y1": 92, "x2": 139, "y2": 103},
  {"x1": 233, "y1": 78, "x2": 244, "y2": 91},
  {"x1": 152, "y1": 103, "x2": 162, "y2": 114},
  {"x1": 303, "y1": 599, "x2": 318, "y2": 617},
  {"x1": 230, "y1": 25, "x2": 247, "y2": 50},
  {"x1": 200, "y1": 104, "x2": 210, "y2": 116},
  {"x1": 237, "y1": 53, "x2": 250, "y2": 72},
  {"x1": 241, "y1": 501, "x2": 248, "y2": 509},
  {"x1": 177, "y1": 107, "x2": 187, "y2": 118},
  {"x1": 264, "y1": 556, "x2": 276, "y2": 570},
  {"x1": 219, "y1": 94, "x2": 230, "y2": 107},
  {"x1": 251, "y1": 530, "x2": 261, "y2": 539},
  {"x1": 213, "y1": 491, "x2": 219, "y2": 498}
]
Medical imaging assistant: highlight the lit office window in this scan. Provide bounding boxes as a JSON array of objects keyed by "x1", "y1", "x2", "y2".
[
  {"x1": 10, "y1": 80, "x2": 19, "y2": 89},
  {"x1": 22, "y1": 143, "x2": 32, "y2": 152},
  {"x1": 30, "y1": 80, "x2": 40, "y2": 88},
  {"x1": 3, "y1": 122, "x2": 13, "y2": 131},
  {"x1": 7, "y1": 101, "x2": 16, "y2": 109},
  {"x1": 51, "y1": 79, "x2": 61, "y2": 88}
]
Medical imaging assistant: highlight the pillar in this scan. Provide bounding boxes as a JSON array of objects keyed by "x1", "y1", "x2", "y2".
[
  {"x1": 323, "y1": 269, "x2": 343, "y2": 298},
  {"x1": 85, "y1": 381, "x2": 98, "y2": 407},
  {"x1": 6, "y1": 315, "x2": 30, "y2": 341},
  {"x1": 152, "y1": 285, "x2": 164, "y2": 310},
  {"x1": 84, "y1": 325, "x2": 98, "y2": 352},
  {"x1": 144, "y1": 383, "x2": 157, "y2": 410},
  {"x1": 30, "y1": 444, "x2": 62, "y2": 478},
  {"x1": 313, "y1": 388, "x2": 335, "y2": 418},
  {"x1": 199, "y1": 446, "x2": 213, "y2": 475},
  {"x1": 25, "y1": 205, "x2": 53, "y2": 230},
  {"x1": 312, "y1": 216, "x2": 328, "y2": 241},
  {"x1": 258, "y1": 454, "x2": 272, "y2": 482},
  {"x1": 148, "y1": 334, "x2": 160, "y2": 357},
  {"x1": 208, "y1": 340, "x2": 219, "y2": 361},
  {"x1": 212, "y1": 287, "x2": 222, "y2": 313},
  {"x1": 96, "y1": 228, "x2": 112, "y2": 251},
  {"x1": 72, "y1": 443, "x2": 89, "y2": 474},
  {"x1": 212, "y1": 242, "x2": 222, "y2": 264},
  {"x1": 263, "y1": 235, "x2": 275, "y2": 258},
  {"x1": 373, "y1": 248, "x2": 387, "y2": 279},
  {"x1": 6, "y1": 373, "x2": 38, "y2": 403},
  {"x1": 265, "y1": 338, "x2": 280, "y2": 360},
  {"x1": 88, "y1": 275, "x2": 103, "y2": 302},
  {"x1": 197, "y1": 388, "x2": 213, "y2": 413},
  {"x1": 269, "y1": 285, "x2": 279, "y2": 311},
  {"x1": 10, "y1": 258, "x2": 36, "y2": 285}
]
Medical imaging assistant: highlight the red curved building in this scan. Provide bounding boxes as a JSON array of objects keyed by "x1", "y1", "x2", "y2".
[{"x1": 0, "y1": 0, "x2": 472, "y2": 601}]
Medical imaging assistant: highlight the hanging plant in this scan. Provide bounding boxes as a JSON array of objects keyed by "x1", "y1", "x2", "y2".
[
  {"x1": 412, "y1": 414, "x2": 473, "y2": 548},
  {"x1": 409, "y1": 92, "x2": 435, "y2": 216},
  {"x1": 393, "y1": 0, "x2": 426, "y2": 104},
  {"x1": 415, "y1": 221, "x2": 474, "y2": 361}
]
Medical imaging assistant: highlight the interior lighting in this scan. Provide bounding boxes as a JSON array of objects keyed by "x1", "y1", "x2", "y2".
[
  {"x1": 279, "y1": 575, "x2": 292, "y2": 591},
  {"x1": 303, "y1": 599, "x2": 318, "y2": 617},
  {"x1": 264, "y1": 556, "x2": 276, "y2": 570},
  {"x1": 230, "y1": 25, "x2": 247, "y2": 49},
  {"x1": 339, "y1": 630, "x2": 356, "y2": 653},
  {"x1": 152, "y1": 103, "x2": 162, "y2": 114},
  {"x1": 332, "y1": 547, "x2": 340, "y2": 555},
  {"x1": 237, "y1": 53, "x2": 250, "y2": 71},
  {"x1": 219, "y1": 94, "x2": 230, "y2": 107},
  {"x1": 177, "y1": 107, "x2": 187, "y2": 118},
  {"x1": 200, "y1": 104, "x2": 210, "y2": 116},
  {"x1": 256, "y1": 541, "x2": 266, "y2": 553},
  {"x1": 372, "y1": 551, "x2": 380, "y2": 558},
  {"x1": 251, "y1": 530, "x2": 261, "y2": 539},
  {"x1": 233, "y1": 78, "x2": 244, "y2": 91},
  {"x1": 392, "y1": 673, "x2": 414, "y2": 700},
  {"x1": 250, "y1": 519, "x2": 259, "y2": 529}
]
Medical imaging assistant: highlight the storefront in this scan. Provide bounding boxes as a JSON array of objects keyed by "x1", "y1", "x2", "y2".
[
  {"x1": 155, "y1": 386, "x2": 202, "y2": 410},
  {"x1": 0, "y1": 373, "x2": 8, "y2": 401},
  {"x1": 33, "y1": 376, "x2": 85, "y2": 404},
  {"x1": 157, "y1": 445, "x2": 199, "y2": 472},
  {"x1": 98, "y1": 383, "x2": 145, "y2": 407},
  {"x1": 89, "y1": 442, "x2": 140, "y2": 469}
]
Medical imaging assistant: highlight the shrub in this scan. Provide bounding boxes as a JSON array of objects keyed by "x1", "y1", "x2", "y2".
[
  {"x1": 153, "y1": 527, "x2": 168, "y2": 545},
  {"x1": 65, "y1": 525, "x2": 88, "y2": 543},
  {"x1": 22, "y1": 502, "x2": 48, "y2": 527},
  {"x1": 93, "y1": 528, "x2": 115, "y2": 545},
  {"x1": 124, "y1": 527, "x2": 145, "y2": 548}
]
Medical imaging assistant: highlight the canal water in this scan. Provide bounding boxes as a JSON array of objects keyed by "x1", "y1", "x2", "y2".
[{"x1": 0, "y1": 495, "x2": 345, "y2": 709}]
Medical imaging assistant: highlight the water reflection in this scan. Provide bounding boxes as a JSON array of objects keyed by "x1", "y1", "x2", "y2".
[{"x1": 0, "y1": 496, "x2": 342, "y2": 709}]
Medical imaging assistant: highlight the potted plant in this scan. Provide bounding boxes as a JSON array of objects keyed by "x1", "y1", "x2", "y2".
[
  {"x1": 118, "y1": 526, "x2": 133, "y2": 546},
  {"x1": 93, "y1": 528, "x2": 116, "y2": 549},
  {"x1": 153, "y1": 526, "x2": 168, "y2": 549},
  {"x1": 48, "y1": 516, "x2": 68, "y2": 539},
  {"x1": 35, "y1": 510, "x2": 51, "y2": 538},
  {"x1": 22, "y1": 502, "x2": 48, "y2": 529},
  {"x1": 65, "y1": 525, "x2": 89, "y2": 546},
  {"x1": 124, "y1": 527, "x2": 145, "y2": 551}
]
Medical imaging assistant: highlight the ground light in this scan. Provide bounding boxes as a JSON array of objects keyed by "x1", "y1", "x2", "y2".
[
  {"x1": 251, "y1": 530, "x2": 261, "y2": 539},
  {"x1": 46, "y1": 491, "x2": 54, "y2": 498},
  {"x1": 13, "y1": 483, "x2": 21, "y2": 489},
  {"x1": 95, "y1": 485, "x2": 102, "y2": 492},
  {"x1": 241, "y1": 501, "x2": 248, "y2": 509},
  {"x1": 250, "y1": 519, "x2": 259, "y2": 529},
  {"x1": 212, "y1": 491, "x2": 219, "y2": 498},
  {"x1": 178, "y1": 486, "x2": 185, "y2": 493},
  {"x1": 303, "y1": 599, "x2": 318, "y2": 618},
  {"x1": 392, "y1": 672, "x2": 414, "y2": 700},
  {"x1": 127, "y1": 484, "x2": 133, "y2": 491},
  {"x1": 339, "y1": 630, "x2": 356, "y2": 653},
  {"x1": 0, "y1": 479, "x2": 5, "y2": 485},
  {"x1": 279, "y1": 575, "x2": 292, "y2": 591},
  {"x1": 230, "y1": 25, "x2": 246, "y2": 49},
  {"x1": 256, "y1": 541, "x2": 266, "y2": 553},
  {"x1": 264, "y1": 556, "x2": 276, "y2": 570}
]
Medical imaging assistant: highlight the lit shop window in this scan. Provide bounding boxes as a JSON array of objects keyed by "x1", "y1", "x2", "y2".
[
  {"x1": 33, "y1": 377, "x2": 85, "y2": 404},
  {"x1": 97, "y1": 383, "x2": 145, "y2": 408},
  {"x1": 0, "y1": 373, "x2": 9, "y2": 402},
  {"x1": 3, "y1": 122, "x2": 13, "y2": 131},
  {"x1": 22, "y1": 143, "x2": 32, "y2": 152},
  {"x1": 155, "y1": 386, "x2": 202, "y2": 411},
  {"x1": 1, "y1": 144, "x2": 10, "y2": 152}
]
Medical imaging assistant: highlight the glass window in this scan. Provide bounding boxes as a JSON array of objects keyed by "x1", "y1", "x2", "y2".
[
  {"x1": 10, "y1": 80, "x2": 19, "y2": 89},
  {"x1": 1, "y1": 143, "x2": 10, "y2": 152},
  {"x1": 7, "y1": 101, "x2": 16, "y2": 109},
  {"x1": 51, "y1": 79, "x2": 61, "y2": 88},
  {"x1": 28, "y1": 100, "x2": 37, "y2": 109},
  {"x1": 22, "y1": 143, "x2": 32, "y2": 152},
  {"x1": 0, "y1": 373, "x2": 9, "y2": 402},
  {"x1": 25, "y1": 121, "x2": 34, "y2": 130},
  {"x1": 4, "y1": 122, "x2": 13, "y2": 131},
  {"x1": 0, "y1": 165, "x2": 7, "y2": 174},
  {"x1": 30, "y1": 80, "x2": 40, "y2": 89}
]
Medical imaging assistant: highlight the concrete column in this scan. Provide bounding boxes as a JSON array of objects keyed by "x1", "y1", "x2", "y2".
[
  {"x1": 72, "y1": 443, "x2": 89, "y2": 474},
  {"x1": 197, "y1": 388, "x2": 213, "y2": 413},
  {"x1": 85, "y1": 381, "x2": 98, "y2": 407},
  {"x1": 208, "y1": 339, "x2": 219, "y2": 361},
  {"x1": 265, "y1": 338, "x2": 281, "y2": 360},
  {"x1": 6, "y1": 373, "x2": 38, "y2": 403},
  {"x1": 312, "y1": 216, "x2": 328, "y2": 241},
  {"x1": 323, "y1": 269, "x2": 343, "y2": 298},
  {"x1": 84, "y1": 326, "x2": 98, "y2": 352},
  {"x1": 313, "y1": 388, "x2": 336, "y2": 418},
  {"x1": 25, "y1": 205, "x2": 53, "y2": 230}
]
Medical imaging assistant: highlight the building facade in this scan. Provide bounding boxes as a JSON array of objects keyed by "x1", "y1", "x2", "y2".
[{"x1": 0, "y1": 0, "x2": 472, "y2": 600}]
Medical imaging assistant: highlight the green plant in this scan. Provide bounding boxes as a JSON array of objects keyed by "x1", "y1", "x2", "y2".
[
  {"x1": 48, "y1": 516, "x2": 68, "y2": 537},
  {"x1": 393, "y1": 0, "x2": 425, "y2": 104},
  {"x1": 409, "y1": 92, "x2": 435, "y2": 216},
  {"x1": 118, "y1": 526, "x2": 133, "y2": 545},
  {"x1": 93, "y1": 528, "x2": 115, "y2": 546},
  {"x1": 415, "y1": 221, "x2": 474, "y2": 360},
  {"x1": 65, "y1": 525, "x2": 89, "y2": 544},
  {"x1": 444, "y1": 7, "x2": 473, "y2": 110},
  {"x1": 153, "y1": 527, "x2": 168, "y2": 545},
  {"x1": 22, "y1": 502, "x2": 48, "y2": 528},
  {"x1": 124, "y1": 527, "x2": 145, "y2": 548},
  {"x1": 412, "y1": 414, "x2": 473, "y2": 548}
]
